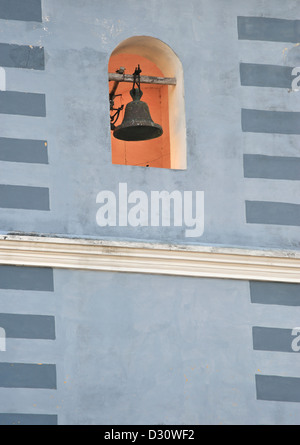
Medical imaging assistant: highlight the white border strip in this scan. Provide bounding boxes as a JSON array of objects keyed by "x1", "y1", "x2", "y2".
[
  {"x1": 0, "y1": 235, "x2": 299, "y2": 283},
  {"x1": 0, "y1": 67, "x2": 6, "y2": 91}
]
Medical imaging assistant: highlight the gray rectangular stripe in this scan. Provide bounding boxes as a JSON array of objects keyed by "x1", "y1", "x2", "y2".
[
  {"x1": 246, "y1": 201, "x2": 300, "y2": 226},
  {"x1": 256, "y1": 374, "x2": 300, "y2": 402},
  {"x1": 243, "y1": 154, "x2": 300, "y2": 180},
  {"x1": 237, "y1": 16, "x2": 300, "y2": 43},
  {"x1": 242, "y1": 109, "x2": 300, "y2": 135},
  {"x1": 0, "y1": 413, "x2": 57, "y2": 425},
  {"x1": 249, "y1": 281, "x2": 300, "y2": 306},
  {"x1": 0, "y1": 184, "x2": 50, "y2": 210},
  {"x1": 240, "y1": 63, "x2": 293, "y2": 89},
  {"x1": 0, "y1": 137, "x2": 48, "y2": 164},
  {"x1": 0, "y1": 265, "x2": 54, "y2": 291},
  {"x1": 0, "y1": 91, "x2": 46, "y2": 117},
  {"x1": 252, "y1": 326, "x2": 297, "y2": 353},
  {"x1": 0, "y1": 363, "x2": 56, "y2": 389},
  {"x1": 0, "y1": 43, "x2": 44, "y2": 70},
  {"x1": 0, "y1": 0, "x2": 42, "y2": 22},
  {"x1": 0, "y1": 313, "x2": 55, "y2": 339}
]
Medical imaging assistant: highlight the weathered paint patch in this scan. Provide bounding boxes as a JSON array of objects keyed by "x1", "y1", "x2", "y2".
[
  {"x1": 0, "y1": 0, "x2": 42, "y2": 22},
  {"x1": 0, "y1": 413, "x2": 57, "y2": 425},
  {"x1": 0, "y1": 137, "x2": 48, "y2": 164},
  {"x1": 0, "y1": 265, "x2": 53, "y2": 291},
  {"x1": 0, "y1": 362, "x2": 56, "y2": 389},
  {"x1": 243, "y1": 154, "x2": 300, "y2": 180},
  {"x1": 246, "y1": 201, "x2": 300, "y2": 226},
  {"x1": 249, "y1": 281, "x2": 300, "y2": 306},
  {"x1": 0, "y1": 43, "x2": 44, "y2": 70},
  {"x1": 238, "y1": 16, "x2": 300, "y2": 43},
  {"x1": 242, "y1": 109, "x2": 300, "y2": 135},
  {"x1": 256, "y1": 374, "x2": 300, "y2": 402},
  {"x1": 0, "y1": 313, "x2": 55, "y2": 339},
  {"x1": 0, "y1": 91, "x2": 46, "y2": 117},
  {"x1": 240, "y1": 63, "x2": 293, "y2": 88},
  {"x1": 0, "y1": 184, "x2": 50, "y2": 210}
]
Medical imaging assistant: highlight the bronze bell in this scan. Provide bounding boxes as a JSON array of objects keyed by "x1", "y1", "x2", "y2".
[{"x1": 113, "y1": 87, "x2": 163, "y2": 142}]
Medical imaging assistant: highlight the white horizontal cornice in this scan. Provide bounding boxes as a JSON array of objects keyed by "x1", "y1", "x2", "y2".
[{"x1": 0, "y1": 234, "x2": 299, "y2": 283}]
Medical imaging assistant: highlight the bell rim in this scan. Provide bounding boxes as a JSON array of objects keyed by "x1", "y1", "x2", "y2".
[{"x1": 113, "y1": 122, "x2": 163, "y2": 141}]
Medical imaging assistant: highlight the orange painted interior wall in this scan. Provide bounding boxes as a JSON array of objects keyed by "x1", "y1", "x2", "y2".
[{"x1": 108, "y1": 54, "x2": 171, "y2": 169}]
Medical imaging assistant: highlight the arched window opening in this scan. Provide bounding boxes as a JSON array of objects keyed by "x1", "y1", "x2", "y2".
[{"x1": 108, "y1": 36, "x2": 187, "y2": 170}]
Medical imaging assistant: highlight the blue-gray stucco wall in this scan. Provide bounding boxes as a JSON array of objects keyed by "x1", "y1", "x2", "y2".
[
  {"x1": 0, "y1": 0, "x2": 299, "y2": 425},
  {"x1": 1, "y1": 268, "x2": 300, "y2": 425},
  {"x1": 0, "y1": 0, "x2": 299, "y2": 249}
]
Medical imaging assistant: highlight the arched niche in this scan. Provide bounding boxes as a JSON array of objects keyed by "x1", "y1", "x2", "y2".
[{"x1": 108, "y1": 36, "x2": 187, "y2": 170}]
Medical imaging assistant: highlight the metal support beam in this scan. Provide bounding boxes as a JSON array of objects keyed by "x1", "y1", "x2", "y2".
[{"x1": 108, "y1": 72, "x2": 176, "y2": 86}]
